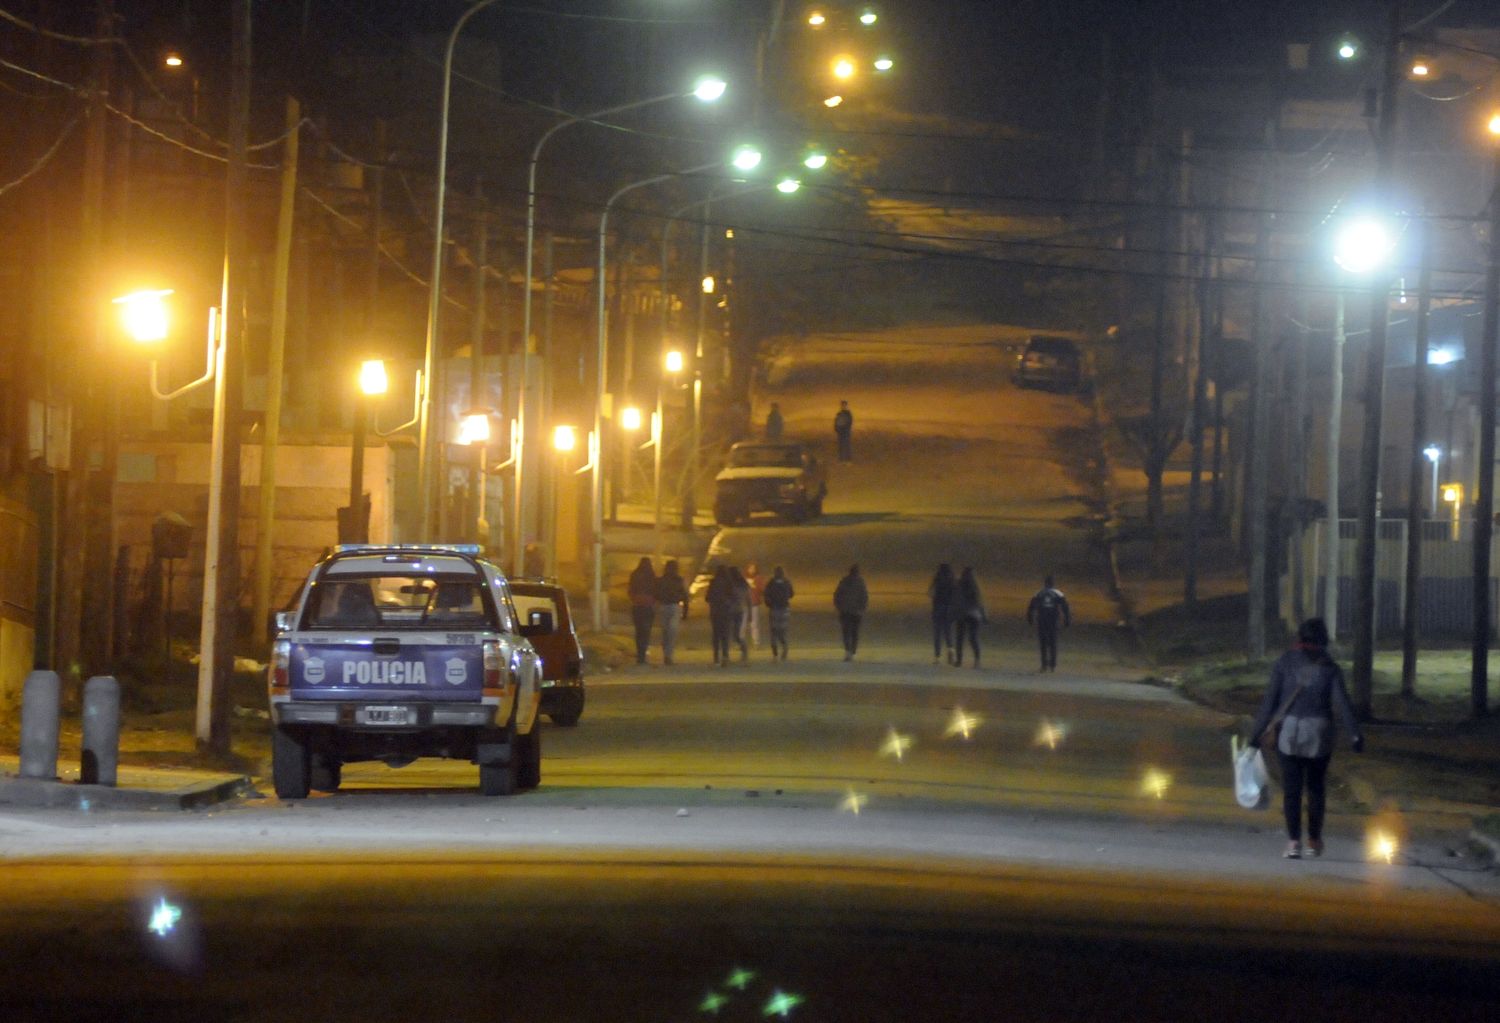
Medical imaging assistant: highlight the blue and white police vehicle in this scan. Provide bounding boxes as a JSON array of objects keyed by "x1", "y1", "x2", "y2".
[{"x1": 268, "y1": 544, "x2": 543, "y2": 798}]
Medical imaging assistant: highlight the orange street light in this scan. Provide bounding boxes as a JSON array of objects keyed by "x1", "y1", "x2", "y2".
[{"x1": 114, "y1": 288, "x2": 173, "y2": 343}]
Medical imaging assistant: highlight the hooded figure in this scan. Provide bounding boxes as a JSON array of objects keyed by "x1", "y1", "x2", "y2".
[
  {"x1": 952, "y1": 567, "x2": 986, "y2": 667},
  {"x1": 654, "y1": 560, "x2": 689, "y2": 665},
  {"x1": 706, "y1": 566, "x2": 737, "y2": 667},
  {"x1": 833, "y1": 564, "x2": 869, "y2": 660},
  {"x1": 627, "y1": 557, "x2": 658, "y2": 664},
  {"x1": 762, "y1": 566, "x2": 795, "y2": 660}
]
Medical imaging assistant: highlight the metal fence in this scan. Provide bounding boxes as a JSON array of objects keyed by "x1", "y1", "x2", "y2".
[{"x1": 1294, "y1": 520, "x2": 1499, "y2": 639}]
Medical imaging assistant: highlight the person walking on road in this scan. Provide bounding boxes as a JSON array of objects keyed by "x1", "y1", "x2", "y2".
[
  {"x1": 763, "y1": 566, "x2": 795, "y2": 660},
  {"x1": 627, "y1": 557, "x2": 657, "y2": 665},
  {"x1": 833, "y1": 400, "x2": 854, "y2": 462},
  {"x1": 953, "y1": 567, "x2": 986, "y2": 668},
  {"x1": 744, "y1": 561, "x2": 764, "y2": 647},
  {"x1": 653, "y1": 560, "x2": 689, "y2": 665},
  {"x1": 1247, "y1": 618, "x2": 1364, "y2": 860},
  {"x1": 706, "y1": 566, "x2": 736, "y2": 667},
  {"x1": 728, "y1": 566, "x2": 752, "y2": 662},
  {"x1": 765, "y1": 402, "x2": 784, "y2": 442},
  {"x1": 1026, "y1": 575, "x2": 1071, "y2": 672},
  {"x1": 833, "y1": 564, "x2": 869, "y2": 661},
  {"x1": 927, "y1": 563, "x2": 956, "y2": 664}
]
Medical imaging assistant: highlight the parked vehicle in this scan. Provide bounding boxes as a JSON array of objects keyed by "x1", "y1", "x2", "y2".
[
  {"x1": 509, "y1": 579, "x2": 585, "y2": 727},
  {"x1": 713, "y1": 442, "x2": 828, "y2": 526},
  {"x1": 267, "y1": 544, "x2": 543, "y2": 798},
  {"x1": 1014, "y1": 335, "x2": 1084, "y2": 391}
]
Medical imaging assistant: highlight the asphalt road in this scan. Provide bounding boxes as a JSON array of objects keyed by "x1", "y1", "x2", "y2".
[{"x1": 3, "y1": 324, "x2": 1498, "y2": 1014}]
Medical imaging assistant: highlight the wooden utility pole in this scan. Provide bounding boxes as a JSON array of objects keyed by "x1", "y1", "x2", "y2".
[
  {"x1": 1350, "y1": 0, "x2": 1404, "y2": 719},
  {"x1": 1471, "y1": 142, "x2": 1500, "y2": 718},
  {"x1": 252, "y1": 96, "x2": 300, "y2": 639},
  {"x1": 1400, "y1": 216, "x2": 1432, "y2": 699}
]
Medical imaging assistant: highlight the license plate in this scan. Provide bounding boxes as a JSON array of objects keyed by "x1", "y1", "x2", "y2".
[{"x1": 357, "y1": 705, "x2": 417, "y2": 726}]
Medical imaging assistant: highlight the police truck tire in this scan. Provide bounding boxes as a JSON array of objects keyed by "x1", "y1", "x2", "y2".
[
  {"x1": 310, "y1": 754, "x2": 342, "y2": 793},
  {"x1": 516, "y1": 724, "x2": 542, "y2": 789},
  {"x1": 548, "y1": 691, "x2": 584, "y2": 727},
  {"x1": 271, "y1": 726, "x2": 312, "y2": 799},
  {"x1": 479, "y1": 758, "x2": 517, "y2": 796}
]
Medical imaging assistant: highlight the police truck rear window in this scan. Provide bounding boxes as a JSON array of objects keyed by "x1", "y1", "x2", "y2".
[{"x1": 304, "y1": 575, "x2": 492, "y2": 629}]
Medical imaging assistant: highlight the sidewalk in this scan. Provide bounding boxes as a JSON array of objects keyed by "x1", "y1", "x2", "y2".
[
  {"x1": 1096, "y1": 414, "x2": 1500, "y2": 853},
  {"x1": 0, "y1": 755, "x2": 253, "y2": 811}
]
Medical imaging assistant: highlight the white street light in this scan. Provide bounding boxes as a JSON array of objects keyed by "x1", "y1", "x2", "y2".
[
  {"x1": 860, "y1": 10, "x2": 878, "y2": 26},
  {"x1": 776, "y1": 177, "x2": 801, "y2": 194},
  {"x1": 732, "y1": 146, "x2": 763, "y2": 172},
  {"x1": 358, "y1": 358, "x2": 388, "y2": 397},
  {"x1": 692, "y1": 76, "x2": 727, "y2": 102},
  {"x1": 832, "y1": 56, "x2": 856, "y2": 80},
  {"x1": 664, "y1": 349, "x2": 685, "y2": 374},
  {"x1": 824, "y1": 95, "x2": 843, "y2": 108},
  {"x1": 1338, "y1": 39, "x2": 1358, "y2": 60},
  {"x1": 553, "y1": 424, "x2": 577, "y2": 452},
  {"x1": 803, "y1": 152, "x2": 828, "y2": 170},
  {"x1": 1333, "y1": 217, "x2": 1396, "y2": 274},
  {"x1": 874, "y1": 56, "x2": 894, "y2": 71}
]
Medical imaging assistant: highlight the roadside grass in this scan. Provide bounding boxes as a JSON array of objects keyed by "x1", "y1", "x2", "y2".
[{"x1": 1139, "y1": 596, "x2": 1485, "y2": 724}]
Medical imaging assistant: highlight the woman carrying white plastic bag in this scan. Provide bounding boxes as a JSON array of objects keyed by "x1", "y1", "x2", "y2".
[{"x1": 1231, "y1": 735, "x2": 1269, "y2": 810}]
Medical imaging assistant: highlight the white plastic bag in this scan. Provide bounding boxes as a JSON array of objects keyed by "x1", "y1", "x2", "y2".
[{"x1": 1231, "y1": 736, "x2": 1270, "y2": 810}]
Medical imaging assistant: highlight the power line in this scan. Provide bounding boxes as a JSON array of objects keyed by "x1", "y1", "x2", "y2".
[
  {"x1": 0, "y1": 111, "x2": 82, "y2": 198},
  {"x1": 0, "y1": 5, "x2": 118, "y2": 46}
]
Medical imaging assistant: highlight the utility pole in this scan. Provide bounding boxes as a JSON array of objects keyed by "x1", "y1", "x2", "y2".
[
  {"x1": 197, "y1": 0, "x2": 250, "y2": 755},
  {"x1": 1350, "y1": 0, "x2": 1404, "y2": 720},
  {"x1": 1323, "y1": 290, "x2": 1346, "y2": 636},
  {"x1": 470, "y1": 181, "x2": 489, "y2": 548},
  {"x1": 1400, "y1": 215, "x2": 1432, "y2": 699},
  {"x1": 1471, "y1": 136, "x2": 1500, "y2": 719},
  {"x1": 1246, "y1": 198, "x2": 1274, "y2": 660},
  {"x1": 253, "y1": 96, "x2": 300, "y2": 638},
  {"x1": 1184, "y1": 210, "x2": 1216, "y2": 606}
]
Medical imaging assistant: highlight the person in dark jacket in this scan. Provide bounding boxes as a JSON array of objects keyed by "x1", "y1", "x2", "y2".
[
  {"x1": 927, "y1": 564, "x2": 956, "y2": 664},
  {"x1": 705, "y1": 566, "x2": 736, "y2": 667},
  {"x1": 653, "y1": 560, "x2": 689, "y2": 665},
  {"x1": 765, "y1": 403, "x2": 784, "y2": 442},
  {"x1": 762, "y1": 566, "x2": 795, "y2": 660},
  {"x1": 1248, "y1": 618, "x2": 1364, "y2": 859},
  {"x1": 1026, "y1": 575, "x2": 1071, "y2": 672},
  {"x1": 833, "y1": 400, "x2": 854, "y2": 461},
  {"x1": 833, "y1": 564, "x2": 869, "y2": 661},
  {"x1": 627, "y1": 557, "x2": 657, "y2": 665},
  {"x1": 953, "y1": 567, "x2": 986, "y2": 668},
  {"x1": 728, "y1": 566, "x2": 752, "y2": 663}
]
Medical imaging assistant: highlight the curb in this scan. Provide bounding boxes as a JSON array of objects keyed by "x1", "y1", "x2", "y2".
[
  {"x1": 1469, "y1": 827, "x2": 1500, "y2": 861},
  {"x1": 0, "y1": 773, "x2": 255, "y2": 812}
]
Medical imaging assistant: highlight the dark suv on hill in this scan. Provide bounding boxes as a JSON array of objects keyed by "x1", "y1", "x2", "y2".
[{"x1": 713, "y1": 442, "x2": 828, "y2": 526}]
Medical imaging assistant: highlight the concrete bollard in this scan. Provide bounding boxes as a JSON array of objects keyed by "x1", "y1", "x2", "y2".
[
  {"x1": 81, "y1": 675, "x2": 121, "y2": 787},
  {"x1": 19, "y1": 670, "x2": 61, "y2": 780}
]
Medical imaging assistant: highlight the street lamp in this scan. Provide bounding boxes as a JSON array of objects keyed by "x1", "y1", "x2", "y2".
[
  {"x1": 1333, "y1": 216, "x2": 1396, "y2": 274},
  {"x1": 346, "y1": 357, "x2": 389, "y2": 544},
  {"x1": 1424, "y1": 445, "x2": 1441, "y2": 514},
  {"x1": 874, "y1": 56, "x2": 894, "y2": 72},
  {"x1": 458, "y1": 408, "x2": 492, "y2": 547},
  {"x1": 803, "y1": 151, "x2": 829, "y2": 170},
  {"x1": 664, "y1": 349, "x2": 685, "y2": 374},
  {"x1": 553, "y1": 424, "x2": 577, "y2": 453},
  {"x1": 832, "y1": 57, "x2": 856, "y2": 80},
  {"x1": 515, "y1": 76, "x2": 727, "y2": 573}
]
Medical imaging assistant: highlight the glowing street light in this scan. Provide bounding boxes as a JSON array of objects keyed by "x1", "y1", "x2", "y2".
[
  {"x1": 824, "y1": 95, "x2": 843, "y2": 108},
  {"x1": 832, "y1": 56, "x2": 856, "y2": 80},
  {"x1": 115, "y1": 289, "x2": 173, "y2": 343},
  {"x1": 1410, "y1": 59, "x2": 1430, "y2": 77},
  {"x1": 807, "y1": 11, "x2": 825, "y2": 27},
  {"x1": 874, "y1": 56, "x2": 894, "y2": 71},
  {"x1": 1333, "y1": 217, "x2": 1396, "y2": 274},
  {"x1": 1489, "y1": 112, "x2": 1500, "y2": 137},
  {"x1": 692, "y1": 75, "x2": 727, "y2": 102},
  {"x1": 803, "y1": 151, "x2": 828, "y2": 170},
  {"x1": 860, "y1": 9, "x2": 878, "y2": 26},
  {"x1": 776, "y1": 177, "x2": 801, "y2": 194},
  {"x1": 553, "y1": 424, "x2": 577, "y2": 453},
  {"x1": 731, "y1": 145, "x2": 763, "y2": 172},
  {"x1": 1337, "y1": 39, "x2": 1358, "y2": 60},
  {"x1": 664, "y1": 349, "x2": 685, "y2": 374},
  {"x1": 163, "y1": 52, "x2": 184, "y2": 69},
  {"x1": 358, "y1": 358, "x2": 388, "y2": 397},
  {"x1": 620, "y1": 406, "x2": 643, "y2": 432}
]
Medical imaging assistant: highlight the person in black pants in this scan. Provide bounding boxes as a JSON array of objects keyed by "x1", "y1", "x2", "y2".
[
  {"x1": 762, "y1": 566, "x2": 795, "y2": 660},
  {"x1": 705, "y1": 566, "x2": 735, "y2": 667},
  {"x1": 927, "y1": 563, "x2": 955, "y2": 664},
  {"x1": 626, "y1": 557, "x2": 657, "y2": 665},
  {"x1": 1026, "y1": 575, "x2": 1071, "y2": 672},
  {"x1": 833, "y1": 564, "x2": 868, "y2": 661},
  {"x1": 953, "y1": 567, "x2": 986, "y2": 668},
  {"x1": 1247, "y1": 618, "x2": 1364, "y2": 859},
  {"x1": 833, "y1": 400, "x2": 854, "y2": 462}
]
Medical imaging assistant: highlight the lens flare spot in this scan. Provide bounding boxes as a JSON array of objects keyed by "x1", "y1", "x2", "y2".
[
  {"x1": 147, "y1": 897, "x2": 183, "y2": 937},
  {"x1": 726, "y1": 968, "x2": 756, "y2": 991},
  {"x1": 944, "y1": 707, "x2": 981, "y2": 740},
  {"x1": 838, "y1": 788, "x2": 868, "y2": 815},
  {"x1": 1140, "y1": 768, "x2": 1171, "y2": 800},
  {"x1": 1368, "y1": 831, "x2": 1398, "y2": 864},
  {"x1": 879, "y1": 727, "x2": 913, "y2": 761},
  {"x1": 763, "y1": 990, "x2": 805, "y2": 1018},
  {"x1": 700, "y1": 990, "x2": 731, "y2": 1014},
  {"x1": 1034, "y1": 719, "x2": 1066, "y2": 749}
]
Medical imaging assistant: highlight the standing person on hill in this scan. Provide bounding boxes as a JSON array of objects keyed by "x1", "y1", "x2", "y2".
[
  {"x1": 1026, "y1": 575, "x2": 1071, "y2": 672},
  {"x1": 927, "y1": 563, "x2": 956, "y2": 664},
  {"x1": 653, "y1": 560, "x2": 689, "y2": 666},
  {"x1": 728, "y1": 566, "x2": 752, "y2": 663},
  {"x1": 953, "y1": 566, "x2": 987, "y2": 668},
  {"x1": 833, "y1": 564, "x2": 869, "y2": 661},
  {"x1": 833, "y1": 400, "x2": 854, "y2": 462},
  {"x1": 762, "y1": 566, "x2": 795, "y2": 660},
  {"x1": 744, "y1": 562, "x2": 765, "y2": 648},
  {"x1": 1247, "y1": 618, "x2": 1364, "y2": 860},
  {"x1": 705, "y1": 566, "x2": 736, "y2": 667},
  {"x1": 764, "y1": 403, "x2": 784, "y2": 442},
  {"x1": 627, "y1": 557, "x2": 657, "y2": 665}
]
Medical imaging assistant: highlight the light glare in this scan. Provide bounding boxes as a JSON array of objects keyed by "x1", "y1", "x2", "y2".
[
  {"x1": 807, "y1": 12, "x2": 825, "y2": 27},
  {"x1": 458, "y1": 411, "x2": 491, "y2": 446},
  {"x1": 1140, "y1": 768, "x2": 1171, "y2": 800},
  {"x1": 776, "y1": 178, "x2": 800, "y2": 194},
  {"x1": 823, "y1": 95, "x2": 843, "y2": 108},
  {"x1": 1338, "y1": 41, "x2": 1357, "y2": 60},
  {"x1": 1333, "y1": 217, "x2": 1395, "y2": 274},
  {"x1": 1489, "y1": 112, "x2": 1500, "y2": 136},
  {"x1": 692, "y1": 76, "x2": 727, "y2": 103},
  {"x1": 553, "y1": 425, "x2": 577, "y2": 452},
  {"x1": 943, "y1": 707, "x2": 981, "y2": 740},
  {"x1": 879, "y1": 726, "x2": 913, "y2": 761},
  {"x1": 620, "y1": 406, "x2": 643, "y2": 431},
  {"x1": 701, "y1": 275, "x2": 716, "y2": 294},
  {"x1": 1410, "y1": 61, "x2": 1429, "y2": 77},
  {"x1": 114, "y1": 289, "x2": 173, "y2": 343},
  {"x1": 832, "y1": 57, "x2": 856, "y2": 80},
  {"x1": 803, "y1": 152, "x2": 828, "y2": 170},
  {"x1": 163, "y1": 52, "x2": 184, "y2": 68},
  {"x1": 665, "y1": 350, "x2": 685, "y2": 373},
  {"x1": 147, "y1": 897, "x2": 183, "y2": 937},
  {"x1": 874, "y1": 56, "x2": 894, "y2": 71},
  {"x1": 731, "y1": 146, "x2": 763, "y2": 171},
  {"x1": 358, "y1": 358, "x2": 388, "y2": 396},
  {"x1": 1368, "y1": 831, "x2": 1398, "y2": 864},
  {"x1": 860, "y1": 10, "x2": 878, "y2": 26},
  {"x1": 838, "y1": 788, "x2": 868, "y2": 815},
  {"x1": 1423, "y1": 445, "x2": 1441, "y2": 463}
]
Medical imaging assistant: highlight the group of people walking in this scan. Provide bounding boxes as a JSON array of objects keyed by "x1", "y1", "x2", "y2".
[{"x1": 626, "y1": 556, "x2": 1072, "y2": 671}]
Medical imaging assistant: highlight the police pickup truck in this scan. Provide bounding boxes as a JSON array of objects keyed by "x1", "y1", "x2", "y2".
[{"x1": 268, "y1": 544, "x2": 543, "y2": 798}]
